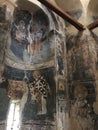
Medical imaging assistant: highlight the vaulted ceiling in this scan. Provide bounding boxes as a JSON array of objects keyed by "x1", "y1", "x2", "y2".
[
  {"x1": 55, "y1": 0, "x2": 83, "y2": 11},
  {"x1": 0, "y1": 0, "x2": 98, "y2": 30},
  {"x1": 55, "y1": 0, "x2": 98, "y2": 27},
  {"x1": 1, "y1": 0, "x2": 98, "y2": 17},
  {"x1": 55, "y1": 0, "x2": 98, "y2": 16},
  {"x1": 88, "y1": 0, "x2": 98, "y2": 16}
]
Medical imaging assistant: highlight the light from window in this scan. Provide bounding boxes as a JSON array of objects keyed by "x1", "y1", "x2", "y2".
[{"x1": 6, "y1": 100, "x2": 21, "y2": 130}]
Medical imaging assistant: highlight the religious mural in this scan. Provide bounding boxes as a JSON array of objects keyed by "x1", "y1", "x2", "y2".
[
  {"x1": 10, "y1": 10, "x2": 32, "y2": 61},
  {"x1": 29, "y1": 70, "x2": 51, "y2": 115},
  {"x1": 2, "y1": 66, "x2": 56, "y2": 130},
  {"x1": 1, "y1": 0, "x2": 98, "y2": 130},
  {"x1": 5, "y1": 8, "x2": 55, "y2": 70},
  {"x1": 67, "y1": 34, "x2": 95, "y2": 81},
  {"x1": 68, "y1": 82, "x2": 97, "y2": 130},
  {"x1": 23, "y1": 68, "x2": 56, "y2": 120},
  {"x1": 21, "y1": 68, "x2": 56, "y2": 130},
  {"x1": 0, "y1": 2, "x2": 63, "y2": 130},
  {"x1": 0, "y1": 1, "x2": 66, "y2": 130},
  {"x1": 65, "y1": 3, "x2": 98, "y2": 129}
]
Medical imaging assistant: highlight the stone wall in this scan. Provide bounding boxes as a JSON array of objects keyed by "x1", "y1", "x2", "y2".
[
  {"x1": 0, "y1": 1, "x2": 66, "y2": 130},
  {"x1": 1, "y1": 0, "x2": 98, "y2": 130},
  {"x1": 66, "y1": 0, "x2": 98, "y2": 129}
]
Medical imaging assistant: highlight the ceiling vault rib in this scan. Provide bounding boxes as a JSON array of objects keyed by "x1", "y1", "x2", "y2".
[
  {"x1": 87, "y1": 20, "x2": 98, "y2": 30},
  {"x1": 37, "y1": 0, "x2": 85, "y2": 31}
]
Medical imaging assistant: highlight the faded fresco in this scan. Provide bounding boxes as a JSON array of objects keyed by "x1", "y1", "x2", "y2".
[
  {"x1": 1, "y1": 0, "x2": 98, "y2": 130},
  {"x1": 2, "y1": 66, "x2": 56, "y2": 130},
  {"x1": 5, "y1": 8, "x2": 55, "y2": 70},
  {"x1": 66, "y1": 2, "x2": 98, "y2": 129},
  {"x1": 67, "y1": 34, "x2": 95, "y2": 81},
  {"x1": 22, "y1": 68, "x2": 56, "y2": 130},
  {"x1": 68, "y1": 82, "x2": 98, "y2": 130},
  {"x1": 0, "y1": 1, "x2": 67, "y2": 129}
]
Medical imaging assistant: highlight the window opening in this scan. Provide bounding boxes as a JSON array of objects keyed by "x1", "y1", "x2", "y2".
[{"x1": 6, "y1": 100, "x2": 21, "y2": 130}]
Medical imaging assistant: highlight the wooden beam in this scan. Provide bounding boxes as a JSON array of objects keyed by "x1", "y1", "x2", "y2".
[
  {"x1": 87, "y1": 19, "x2": 98, "y2": 30},
  {"x1": 37, "y1": 0, "x2": 85, "y2": 31}
]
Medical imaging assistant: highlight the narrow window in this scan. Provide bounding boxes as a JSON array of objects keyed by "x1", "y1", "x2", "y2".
[{"x1": 6, "y1": 100, "x2": 21, "y2": 130}]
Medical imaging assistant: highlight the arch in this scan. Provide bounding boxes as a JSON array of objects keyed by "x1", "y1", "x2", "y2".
[
  {"x1": 4, "y1": 0, "x2": 64, "y2": 70},
  {"x1": 16, "y1": 0, "x2": 56, "y2": 30}
]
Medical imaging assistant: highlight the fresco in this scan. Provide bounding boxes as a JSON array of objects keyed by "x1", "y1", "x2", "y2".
[
  {"x1": 5, "y1": 9, "x2": 55, "y2": 70},
  {"x1": 22, "y1": 68, "x2": 56, "y2": 119},
  {"x1": 68, "y1": 82, "x2": 98, "y2": 130},
  {"x1": 10, "y1": 10, "x2": 32, "y2": 61},
  {"x1": 67, "y1": 34, "x2": 95, "y2": 81},
  {"x1": 22, "y1": 67, "x2": 56, "y2": 130},
  {"x1": 65, "y1": 5, "x2": 98, "y2": 129},
  {"x1": 3, "y1": 65, "x2": 56, "y2": 129},
  {"x1": 0, "y1": 1, "x2": 66, "y2": 130}
]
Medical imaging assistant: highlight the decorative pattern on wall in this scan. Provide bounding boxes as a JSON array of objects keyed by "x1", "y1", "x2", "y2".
[
  {"x1": 55, "y1": 33, "x2": 65, "y2": 76},
  {"x1": 22, "y1": 67, "x2": 56, "y2": 130}
]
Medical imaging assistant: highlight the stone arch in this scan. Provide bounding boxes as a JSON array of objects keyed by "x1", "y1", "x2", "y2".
[
  {"x1": 4, "y1": 0, "x2": 65, "y2": 70},
  {"x1": 16, "y1": 0, "x2": 57, "y2": 31}
]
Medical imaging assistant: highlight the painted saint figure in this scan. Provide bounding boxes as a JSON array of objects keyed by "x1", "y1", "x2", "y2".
[
  {"x1": 72, "y1": 85, "x2": 94, "y2": 130},
  {"x1": 10, "y1": 10, "x2": 32, "y2": 60},
  {"x1": 15, "y1": 20, "x2": 26, "y2": 43},
  {"x1": 30, "y1": 28, "x2": 43, "y2": 55},
  {"x1": 29, "y1": 70, "x2": 50, "y2": 115}
]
